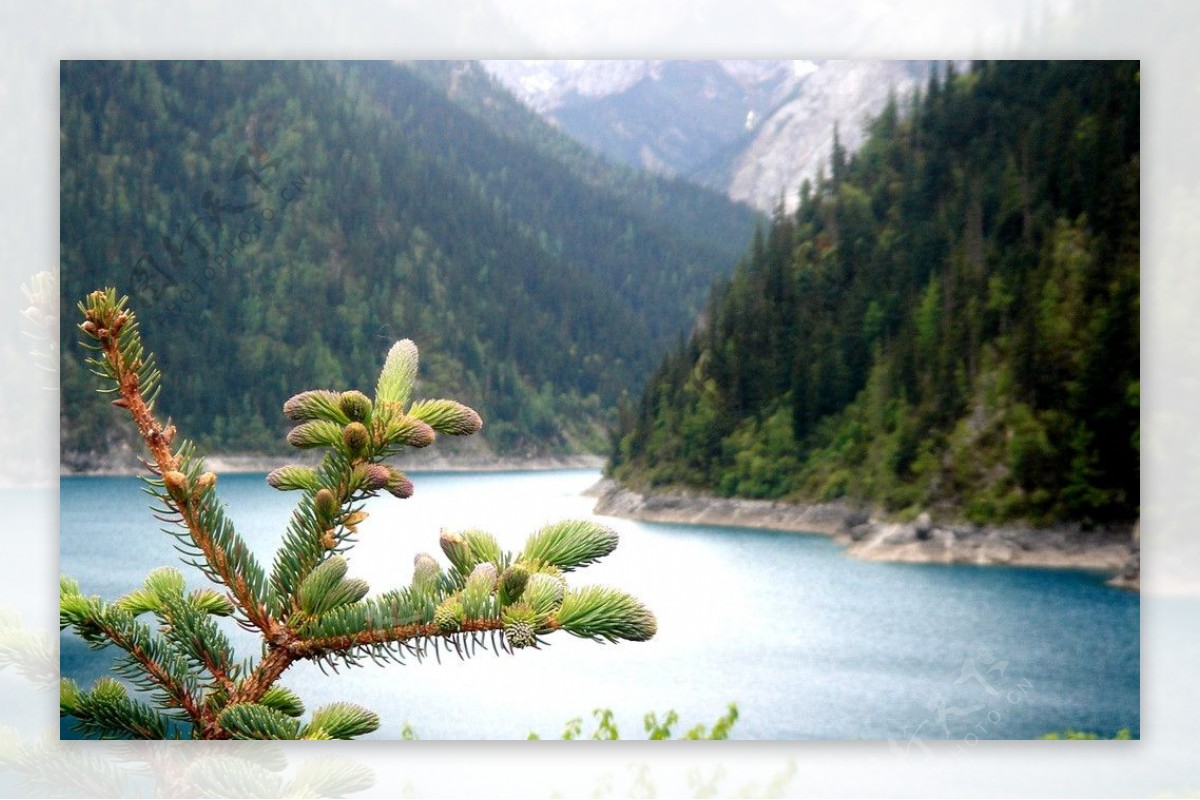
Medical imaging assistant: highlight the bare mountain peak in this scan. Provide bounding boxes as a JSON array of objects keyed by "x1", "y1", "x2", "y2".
[{"x1": 482, "y1": 59, "x2": 956, "y2": 212}]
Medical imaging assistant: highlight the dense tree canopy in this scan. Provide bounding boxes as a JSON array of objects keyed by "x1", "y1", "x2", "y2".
[
  {"x1": 60, "y1": 61, "x2": 759, "y2": 460},
  {"x1": 611, "y1": 61, "x2": 1140, "y2": 526}
]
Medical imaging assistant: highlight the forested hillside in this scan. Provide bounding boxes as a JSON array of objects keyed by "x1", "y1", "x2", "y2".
[
  {"x1": 610, "y1": 61, "x2": 1139, "y2": 526},
  {"x1": 60, "y1": 61, "x2": 759, "y2": 462}
]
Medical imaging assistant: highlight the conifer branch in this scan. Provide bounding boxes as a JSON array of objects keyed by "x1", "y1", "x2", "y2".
[
  {"x1": 64, "y1": 288, "x2": 656, "y2": 740},
  {"x1": 290, "y1": 618, "x2": 507, "y2": 659},
  {"x1": 60, "y1": 591, "x2": 208, "y2": 729},
  {"x1": 218, "y1": 649, "x2": 297, "y2": 731},
  {"x1": 60, "y1": 677, "x2": 173, "y2": 740},
  {"x1": 78, "y1": 290, "x2": 275, "y2": 633}
]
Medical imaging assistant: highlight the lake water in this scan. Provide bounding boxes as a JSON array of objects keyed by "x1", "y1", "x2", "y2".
[{"x1": 60, "y1": 469, "x2": 1139, "y2": 740}]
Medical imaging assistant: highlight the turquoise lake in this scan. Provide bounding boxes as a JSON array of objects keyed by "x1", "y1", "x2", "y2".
[{"x1": 60, "y1": 469, "x2": 1139, "y2": 740}]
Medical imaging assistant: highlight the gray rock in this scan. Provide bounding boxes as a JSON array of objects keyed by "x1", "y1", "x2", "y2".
[
  {"x1": 879, "y1": 523, "x2": 918, "y2": 545},
  {"x1": 848, "y1": 523, "x2": 874, "y2": 542}
]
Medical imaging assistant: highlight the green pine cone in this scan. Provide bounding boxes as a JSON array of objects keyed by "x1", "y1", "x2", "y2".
[
  {"x1": 342, "y1": 421, "x2": 371, "y2": 456},
  {"x1": 338, "y1": 390, "x2": 373, "y2": 422},
  {"x1": 504, "y1": 620, "x2": 537, "y2": 649},
  {"x1": 412, "y1": 553, "x2": 441, "y2": 593},
  {"x1": 502, "y1": 602, "x2": 541, "y2": 649},
  {"x1": 314, "y1": 488, "x2": 339, "y2": 521},
  {"x1": 497, "y1": 564, "x2": 530, "y2": 607},
  {"x1": 433, "y1": 596, "x2": 464, "y2": 632}
]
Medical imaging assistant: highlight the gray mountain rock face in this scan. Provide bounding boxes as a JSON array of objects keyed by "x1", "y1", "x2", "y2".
[{"x1": 482, "y1": 60, "x2": 945, "y2": 212}]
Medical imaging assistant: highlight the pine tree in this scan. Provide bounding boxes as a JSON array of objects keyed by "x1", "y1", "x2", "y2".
[{"x1": 60, "y1": 288, "x2": 656, "y2": 740}]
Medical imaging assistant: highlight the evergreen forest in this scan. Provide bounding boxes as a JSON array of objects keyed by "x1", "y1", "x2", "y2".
[
  {"x1": 60, "y1": 60, "x2": 759, "y2": 460},
  {"x1": 611, "y1": 61, "x2": 1139, "y2": 526}
]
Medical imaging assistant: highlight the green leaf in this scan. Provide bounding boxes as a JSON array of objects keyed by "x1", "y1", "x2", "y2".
[
  {"x1": 295, "y1": 557, "x2": 367, "y2": 616},
  {"x1": 283, "y1": 390, "x2": 349, "y2": 424},
  {"x1": 304, "y1": 702, "x2": 380, "y2": 740},
  {"x1": 259, "y1": 685, "x2": 305, "y2": 718},
  {"x1": 113, "y1": 588, "x2": 161, "y2": 616},
  {"x1": 90, "y1": 676, "x2": 127, "y2": 704},
  {"x1": 381, "y1": 415, "x2": 435, "y2": 449},
  {"x1": 219, "y1": 703, "x2": 301, "y2": 740},
  {"x1": 441, "y1": 528, "x2": 502, "y2": 574},
  {"x1": 291, "y1": 758, "x2": 377, "y2": 796},
  {"x1": 411, "y1": 554, "x2": 441, "y2": 594},
  {"x1": 521, "y1": 573, "x2": 565, "y2": 617},
  {"x1": 67, "y1": 677, "x2": 171, "y2": 739},
  {"x1": 497, "y1": 564, "x2": 530, "y2": 607},
  {"x1": 439, "y1": 529, "x2": 472, "y2": 574},
  {"x1": 60, "y1": 678, "x2": 82, "y2": 716},
  {"x1": 407, "y1": 399, "x2": 483, "y2": 436},
  {"x1": 554, "y1": 586, "x2": 657, "y2": 643},
  {"x1": 188, "y1": 588, "x2": 236, "y2": 616},
  {"x1": 144, "y1": 567, "x2": 186, "y2": 601},
  {"x1": 375, "y1": 339, "x2": 419, "y2": 409},
  {"x1": 322, "y1": 577, "x2": 370, "y2": 612},
  {"x1": 59, "y1": 593, "x2": 100, "y2": 630},
  {"x1": 521, "y1": 520, "x2": 619, "y2": 572},
  {"x1": 286, "y1": 420, "x2": 345, "y2": 450},
  {"x1": 266, "y1": 465, "x2": 321, "y2": 492},
  {"x1": 461, "y1": 563, "x2": 497, "y2": 619}
]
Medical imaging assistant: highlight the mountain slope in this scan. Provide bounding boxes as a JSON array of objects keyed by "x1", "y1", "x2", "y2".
[
  {"x1": 59, "y1": 61, "x2": 758, "y2": 463},
  {"x1": 398, "y1": 61, "x2": 762, "y2": 337},
  {"x1": 483, "y1": 60, "x2": 939, "y2": 212},
  {"x1": 610, "y1": 61, "x2": 1140, "y2": 527}
]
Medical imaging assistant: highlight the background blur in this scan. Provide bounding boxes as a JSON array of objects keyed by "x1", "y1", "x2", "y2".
[{"x1": 3, "y1": 0, "x2": 1196, "y2": 796}]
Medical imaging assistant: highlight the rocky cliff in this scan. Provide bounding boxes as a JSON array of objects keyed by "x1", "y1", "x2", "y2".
[{"x1": 592, "y1": 480, "x2": 1139, "y2": 589}]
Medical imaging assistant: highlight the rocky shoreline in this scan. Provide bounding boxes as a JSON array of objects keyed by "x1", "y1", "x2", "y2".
[{"x1": 591, "y1": 480, "x2": 1139, "y2": 591}]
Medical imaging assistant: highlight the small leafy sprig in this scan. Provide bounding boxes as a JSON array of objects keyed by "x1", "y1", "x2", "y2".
[{"x1": 60, "y1": 288, "x2": 656, "y2": 740}]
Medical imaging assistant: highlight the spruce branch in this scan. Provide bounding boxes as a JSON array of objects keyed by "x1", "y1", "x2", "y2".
[
  {"x1": 77, "y1": 290, "x2": 275, "y2": 634},
  {"x1": 60, "y1": 677, "x2": 173, "y2": 740},
  {"x1": 63, "y1": 288, "x2": 657, "y2": 740},
  {"x1": 60, "y1": 580, "x2": 207, "y2": 729}
]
